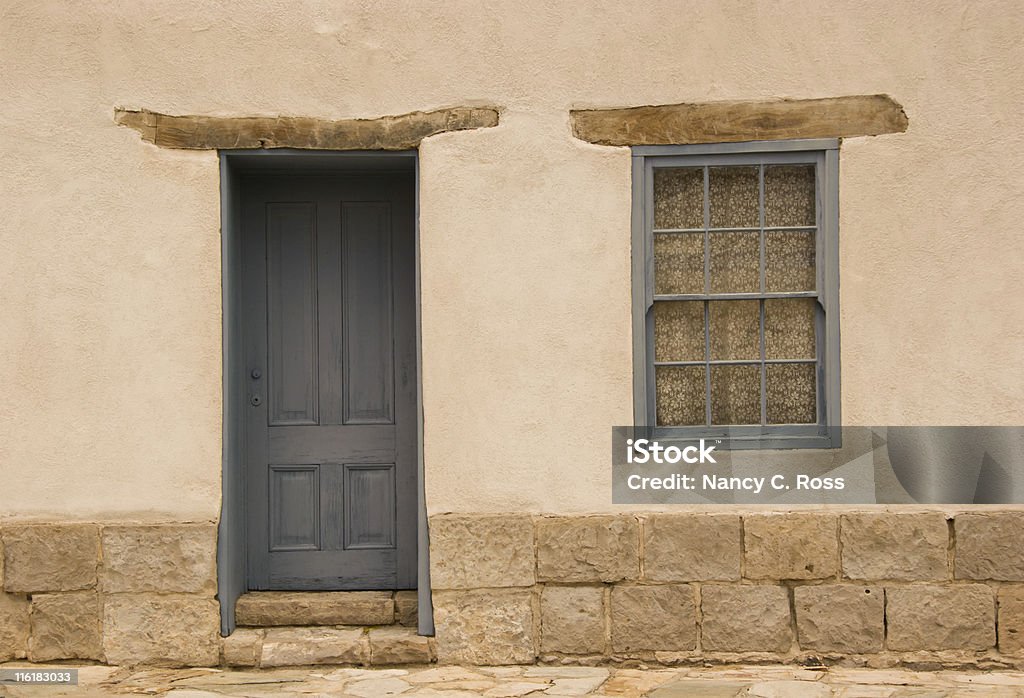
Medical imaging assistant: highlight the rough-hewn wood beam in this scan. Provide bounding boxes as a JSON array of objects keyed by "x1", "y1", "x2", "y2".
[
  {"x1": 570, "y1": 95, "x2": 907, "y2": 146},
  {"x1": 115, "y1": 107, "x2": 501, "y2": 150}
]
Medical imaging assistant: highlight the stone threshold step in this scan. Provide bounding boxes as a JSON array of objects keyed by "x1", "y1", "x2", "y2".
[
  {"x1": 223, "y1": 625, "x2": 435, "y2": 668},
  {"x1": 235, "y1": 590, "x2": 417, "y2": 627}
]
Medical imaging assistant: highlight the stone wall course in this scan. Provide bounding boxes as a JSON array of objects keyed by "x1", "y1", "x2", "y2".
[
  {"x1": 536, "y1": 515, "x2": 639, "y2": 583},
  {"x1": 841, "y1": 513, "x2": 948, "y2": 581},
  {"x1": 539, "y1": 585, "x2": 605, "y2": 655},
  {"x1": 744, "y1": 514, "x2": 838, "y2": 580},
  {"x1": 886, "y1": 584, "x2": 995, "y2": 651},
  {"x1": 101, "y1": 524, "x2": 217, "y2": 594},
  {"x1": 429, "y1": 515, "x2": 535, "y2": 589},
  {"x1": 432, "y1": 588, "x2": 535, "y2": 665},
  {"x1": 794, "y1": 585, "x2": 883, "y2": 653},
  {"x1": 2, "y1": 524, "x2": 100, "y2": 593},
  {"x1": 28, "y1": 591, "x2": 103, "y2": 661},
  {"x1": 955, "y1": 513, "x2": 1024, "y2": 581},
  {"x1": 701, "y1": 585, "x2": 792, "y2": 653},
  {"x1": 610, "y1": 584, "x2": 696, "y2": 653},
  {"x1": 1, "y1": 512, "x2": 1021, "y2": 667},
  {"x1": 643, "y1": 514, "x2": 741, "y2": 582}
]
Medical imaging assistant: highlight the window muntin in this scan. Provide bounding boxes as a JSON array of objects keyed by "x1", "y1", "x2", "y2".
[{"x1": 634, "y1": 142, "x2": 839, "y2": 448}]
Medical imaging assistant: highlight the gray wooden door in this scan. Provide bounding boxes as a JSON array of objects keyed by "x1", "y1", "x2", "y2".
[{"x1": 242, "y1": 173, "x2": 416, "y2": 590}]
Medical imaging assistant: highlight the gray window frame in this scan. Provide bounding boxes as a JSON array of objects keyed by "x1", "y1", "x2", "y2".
[{"x1": 631, "y1": 139, "x2": 841, "y2": 449}]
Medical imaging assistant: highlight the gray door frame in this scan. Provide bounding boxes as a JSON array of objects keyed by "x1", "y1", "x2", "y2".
[{"x1": 217, "y1": 149, "x2": 433, "y2": 636}]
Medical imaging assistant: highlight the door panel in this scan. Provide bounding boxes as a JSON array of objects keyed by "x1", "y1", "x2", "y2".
[
  {"x1": 342, "y1": 202, "x2": 395, "y2": 426},
  {"x1": 243, "y1": 173, "x2": 416, "y2": 590},
  {"x1": 266, "y1": 202, "x2": 319, "y2": 426}
]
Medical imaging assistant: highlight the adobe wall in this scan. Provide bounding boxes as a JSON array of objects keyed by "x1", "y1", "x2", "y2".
[{"x1": 1, "y1": 1, "x2": 1021, "y2": 519}]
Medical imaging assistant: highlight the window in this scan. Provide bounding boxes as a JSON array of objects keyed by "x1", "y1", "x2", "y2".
[{"x1": 631, "y1": 140, "x2": 840, "y2": 448}]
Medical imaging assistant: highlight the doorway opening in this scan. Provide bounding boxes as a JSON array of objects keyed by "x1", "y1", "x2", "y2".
[{"x1": 217, "y1": 150, "x2": 431, "y2": 636}]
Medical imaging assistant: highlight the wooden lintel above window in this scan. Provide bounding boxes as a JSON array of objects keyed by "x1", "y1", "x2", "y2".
[
  {"x1": 570, "y1": 94, "x2": 907, "y2": 146},
  {"x1": 115, "y1": 106, "x2": 500, "y2": 150}
]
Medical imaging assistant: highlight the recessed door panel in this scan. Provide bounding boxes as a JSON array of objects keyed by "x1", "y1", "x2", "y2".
[
  {"x1": 269, "y1": 465, "x2": 320, "y2": 551},
  {"x1": 343, "y1": 202, "x2": 395, "y2": 425},
  {"x1": 266, "y1": 202, "x2": 318, "y2": 426},
  {"x1": 344, "y1": 464, "x2": 396, "y2": 549}
]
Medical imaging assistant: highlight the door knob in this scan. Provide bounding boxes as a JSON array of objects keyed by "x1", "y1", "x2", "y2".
[
  {"x1": 250, "y1": 394, "x2": 262, "y2": 407},
  {"x1": 251, "y1": 369, "x2": 262, "y2": 379}
]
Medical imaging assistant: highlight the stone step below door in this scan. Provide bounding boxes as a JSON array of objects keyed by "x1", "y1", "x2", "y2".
[
  {"x1": 235, "y1": 591, "x2": 418, "y2": 627},
  {"x1": 223, "y1": 625, "x2": 435, "y2": 667}
]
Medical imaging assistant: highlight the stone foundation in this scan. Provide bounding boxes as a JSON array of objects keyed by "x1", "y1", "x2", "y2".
[
  {"x1": 0, "y1": 522, "x2": 219, "y2": 666},
  {"x1": 428, "y1": 512, "x2": 1024, "y2": 669},
  {"x1": 4, "y1": 513, "x2": 1024, "y2": 669}
]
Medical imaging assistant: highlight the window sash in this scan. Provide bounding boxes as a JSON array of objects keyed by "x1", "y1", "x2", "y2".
[{"x1": 631, "y1": 140, "x2": 840, "y2": 449}]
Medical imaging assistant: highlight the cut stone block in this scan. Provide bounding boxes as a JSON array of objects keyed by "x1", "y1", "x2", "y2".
[
  {"x1": 28, "y1": 591, "x2": 102, "y2": 661},
  {"x1": 999, "y1": 586, "x2": 1024, "y2": 656},
  {"x1": 260, "y1": 626, "x2": 368, "y2": 667},
  {"x1": 432, "y1": 588, "x2": 535, "y2": 665},
  {"x1": 0, "y1": 592, "x2": 30, "y2": 661},
  {"x1": 536, "y1": 515, "x2": 639, "y2": 583},
  {"x1": 886, "y1": 584, "x2": 995, "y2": 651},
  {"x1": 221, "y1": 627, "x2": 264, "y2": 666},
  {"x1": 794, "y1": 585, "x2": 883, "y2": 653},
  {"x1": 643, "y1": 514, "x2": 741, "y2": 582},
  {"x1": 840, "y1": 513, "x2": 948, "y2": 581},
  {"x1": 539, "y1": 585, "x2": 604, "y2": 655},
  {"x1": 395, "y1": 590, "x2": 418, "y2": 626},
  {"x1": 103, "y1": 594, "x2": 220, "y2": 666},
  {"x1": 610, "y1": 584, "x2": 696, "y2": 652},
  {"x1": 701, "y1": 585, "x2": 792, "y2": 653},
  {"x1": 429, "y1": 515, "x2": 535, "y2": 589},
  {"x1": 235, "y1": 591, "x2": 394, "y2": 626},
  {"x1": 101, "y1": 524, "x2": 216, "y2": 594},
  {"x1": 955, "y1": 513, "x2": 1024, "y2": 581},
  {"x1": 368, "y1": 625, "x2": 435, "y2": 664},
  {"x1": 2, "y1": 524, "x2": 100, "y2": 592},
  {"x1": 744, "y1": 513, "x2": 838, "y2": 580}
]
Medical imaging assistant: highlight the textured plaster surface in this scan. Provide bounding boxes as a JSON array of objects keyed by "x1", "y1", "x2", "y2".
[{"x1": 1, "y1": 1, "x2": 1023, "y2": 518}]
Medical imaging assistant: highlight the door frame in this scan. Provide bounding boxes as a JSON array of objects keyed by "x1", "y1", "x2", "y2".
[{"x1": 217, "y1": 149, "x2": 432, "y2": 636}]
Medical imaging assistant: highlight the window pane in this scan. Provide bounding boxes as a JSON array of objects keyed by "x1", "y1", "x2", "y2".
[
  {"x1": 765, "y1": 165, "x2": 815, "y2": 227},
  {"x1": 654, "y1": 301, "x2": 705, "y2": 362},
  {"x1": 767, "y1": 363, "x2": 817, "y2": 424},
  {"x1": 654, "y1": 168, "x2": 703, "y2": 229},
  {"x1": 765, "y1": 230, "x2": 815, "y2": 292},
  {"x1": 709, "y1": 300, "x2": 760, "y2": 360},
  {"x1": 709, "y1": 166, "x2": 759, "y2": 228},
  {"x1": 654, "y1": 233, "x2": 704, "y2": 294},
  {"x1": 765, "y1": 298, "x2": 816, "y2": 360},
  {"x1": 710, "y1": 364, "x2": 761, "y2": 425},
  {"x1": 709, "y1": 231, "x2": 759, "y2": 293},
  {"x1": 656, "y1": 365, "x2": 706, "y2": 426}
]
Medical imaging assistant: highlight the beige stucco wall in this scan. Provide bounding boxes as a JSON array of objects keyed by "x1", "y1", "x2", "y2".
[{"x1": 1, "y1": 1, "x2": 1022, "y2": 520}]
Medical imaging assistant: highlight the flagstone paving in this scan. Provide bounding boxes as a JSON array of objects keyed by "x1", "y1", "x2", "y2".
[{"x1": 2, "y1": 663, "x2": 1024, "y2": 697}]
